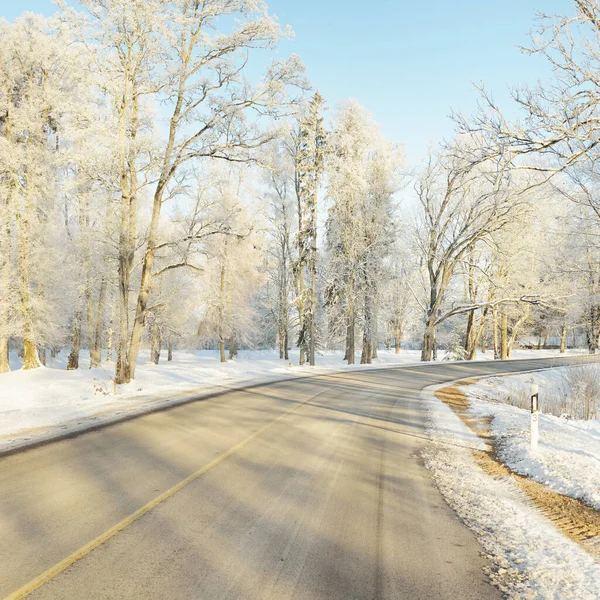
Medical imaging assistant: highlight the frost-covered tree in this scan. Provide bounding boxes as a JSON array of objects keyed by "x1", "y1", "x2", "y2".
[
  {"x1": 294, "y1": 92, "x2": 326, "y2": 366},
  {"x1": 414, "y1": 138, "x2": 533, "y2": 361},
  {"x1": 70, "y1": 0, "x2": 305, "y2": 383},
  {"x1": 325, "y1": 101, "x2": 401, "y2": 364},
  {"x1": 197, "y1": 168, "x2": 264, "y2": 361},
  {"x1": 262, "y1": 139, "x2": 296, "y2": 360},
  {"x1": 0, "y1": 14, "x2": 89, "y2": 370}
]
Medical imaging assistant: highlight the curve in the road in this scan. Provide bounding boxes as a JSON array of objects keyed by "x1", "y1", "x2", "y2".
[{"x1": 1, "y1": 355, "x2": 597, "y2": 600}]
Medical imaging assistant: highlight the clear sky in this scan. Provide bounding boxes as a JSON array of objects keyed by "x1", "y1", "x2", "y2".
[{"x1": 1, "y1": 0, "x2": 572, "y2": 166}]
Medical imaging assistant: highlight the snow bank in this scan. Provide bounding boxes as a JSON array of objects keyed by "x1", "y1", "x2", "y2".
[
  {"x1": 423, "y1": 385, "x2": 600, "y2": 599},
  {"x1": 465, "y1": 370, "x2": 600, "y2": 510},
  {"x1": 1, "y1": 348, "x2": 428, "y2": 452},
  {"x1": 0, "y1": 347, "x2": 587, "y2": 454}
]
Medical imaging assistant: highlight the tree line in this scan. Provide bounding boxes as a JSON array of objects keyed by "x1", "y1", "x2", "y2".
[{"x1": 2, "y1": 0, "x2": 600, "y2": 381}]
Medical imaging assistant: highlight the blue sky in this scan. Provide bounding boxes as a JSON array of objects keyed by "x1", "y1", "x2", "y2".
[{"x1": 1, "y1": 0, "x2": 572, "y2": 166}]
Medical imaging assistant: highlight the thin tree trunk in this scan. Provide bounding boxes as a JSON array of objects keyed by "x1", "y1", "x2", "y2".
[
  {"x1": 345, "y1": 281, "x2": 355, "y2": 364},
  {"x1": 150, "y1": 319, "x2": 161, "y2": 365},
  {"x1": 308, "y1": 194, "x2": 317, "y2": 368},
  {"x1": 229, "y1": 334, "x2": 238, "y2": 360},
  {"x1": 298, "y1": 266, "x2": 305, "y2": 366},
  {"x1": 67, "y1": 306, "x2": 83, "y2": 370},
  {"x1": 168, "y1": 342, "x2": 173, "y2": 361},
  {"x1": 218, "y1": 262, "x2": 227, "y2": 363},
  {"x1": 361, "y1": 283, "x2": 373, "y2": 365},
  {"x1": 500, "y1": 312, "x2": 508, "y2": 360},
  {"x1": 480, "y1": 323, "x2": 487, "y2": 354},
  {"x1": 464, "y1": 310, "x2": 475, "y2": 354},
  {"x1": 394, "y1": 321, "x2": 401, "y2": 354},
  {"x1": 560, "y1": 325, "x2": 567, "y2": 354},
  {"x1": 278, "y1": 315, "x2": 284, "y2": 359},
  {"x1": 0, "y1": 338, "x2": 9, "y2": 373},
  {"x1": 283, "y1": 301, "x2": 289, "y2": 361},
  {"x1": 371, "y1": 300, "x2": 378, "y2": 360},
  {"x1": 493, "y1": 309, "x2": 500, "y2": 359},
  {"x1": 106, "y1": 320, "x2": 114, "y2": 363},
  {"x1": 90, "y1": 273, "x2": 107, "y2": 368},
  {"x1": 16, "y1": 154, "x2": 41, "y2": 371}
]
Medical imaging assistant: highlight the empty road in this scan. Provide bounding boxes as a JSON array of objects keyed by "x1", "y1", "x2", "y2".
[{"x1": 0, "y1": 356, "x2": 594, "y2": 600}]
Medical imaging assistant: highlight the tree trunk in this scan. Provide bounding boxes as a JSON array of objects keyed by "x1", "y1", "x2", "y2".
[
  {"x1": 23, "y1": 339, "x2": 41, "y2": 370},
  {"x1": 394, "y1": 321, "x2": 401, "y2": 354},
  {"x1": 16, "y1": 158, "x2": 41, "y2": 371},
  {"x1": 493, "y1": 309, "x2": 500, "y2": 359},
  {"x1": 106, "y1": 322, "x2": 114, "y2": 363},
  {"x1": 39, "y1": 348, "x2": 47, "y2": 366},
  {"x1": 168, "y1": 342, "x2": 173, "y2": 361},
  {"x1": 0, "y1": 338, "x2": 9, "y2": 373},
  {"x1": 467, "y1": 309, "x2": 489, "y2": 361},
  {"x1": 150, "y1": 319, "x2": 161, "y2": 365},
  {"x1": 67, "y1": 305, "x2": 83, "y2": 370},
  {"x1": 229, "y1": 335, "x2": 238, "y2": 360},
  {"x1": 464, "y1": 310, "x2": 475, "y2": 355},
  {"x1": 218, "y1": 262, "x2": 227, "y2": 363},
  {"x1": 360, "y1": 334, "x2": 371, "y2": 364},
  {"x1": 480, "y1": 324, "x2": 487, "y2": 354},
  {"x1": 560, "y1": 325, "x2": 567, "y2": 354},
  {"x1": 421, "y1": 319, "x2": 435, "y2": 362},
  {"x1": 115, "y1": 250, "x2": 131, "y2": 382},
  {"x1": 308, "y1": 201, "x2": 317, "y2": 368},
  {"x1": 296, "y1": 202, "x2": 306, "y2": 367},
  {"x1": 278, "y1": 318, "x2": 284, "y2": 359},
  {"x1": 371, "y1": 300, "x2": 378, "y2": 359},
  {"x1": 116, "y1": 93, "x2": 139, "y2": 383},
  {"x1": 500, "y1": 312, "x2": 508, "y2": 360},
  {"x1": 345, "y1": 322, "x2": 355, "y2": 365},
  {"x1": 90, "y1": 274, "x2": 107, "y2": 368},
  {"x1": 345, "y1": 295, "x2": 355, "y2": 365}
]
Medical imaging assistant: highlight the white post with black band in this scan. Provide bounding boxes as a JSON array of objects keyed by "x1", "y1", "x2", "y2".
[{"x1": 530, "y1": 383, "x2": 539, "y2": 451}]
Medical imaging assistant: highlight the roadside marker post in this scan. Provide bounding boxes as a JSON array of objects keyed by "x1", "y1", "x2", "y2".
[{"x1": 531, "y1": 383, "x2": 539, "y2": 451}]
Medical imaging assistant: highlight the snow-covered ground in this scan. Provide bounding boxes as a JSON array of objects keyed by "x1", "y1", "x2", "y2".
[
  {"x1": 1, "y1": 347, "x2": 430, "y2": 453},
  {"x1": 422, "y1": 383, "x2": 600, "y2": 599},
  {"x1": 0, "y1": 347, "x2": 587, "y2": 454},
  {"x1": 464, "y1": 368, "x2": 600, "y2": 510}
]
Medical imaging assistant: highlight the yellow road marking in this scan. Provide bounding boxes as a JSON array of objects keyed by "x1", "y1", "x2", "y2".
[{"x1": 5, "y1": 396, "x2": 313, "y2": 600}]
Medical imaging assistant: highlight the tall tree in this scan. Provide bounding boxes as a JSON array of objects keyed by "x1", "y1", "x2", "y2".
[{"x1": 294, "y1": 92, "x2": 326, "y2": 366}]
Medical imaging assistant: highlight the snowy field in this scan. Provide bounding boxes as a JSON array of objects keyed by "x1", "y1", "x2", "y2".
[
  {"x1": 465, "y1": 368, "x2": 600, "y2": 510},
  {"x1": 0, "y1": 347, "x2": 584, "y2": 454},
  {"x1": 423, "y1": 385, "x2": 600, "y2": 599}
]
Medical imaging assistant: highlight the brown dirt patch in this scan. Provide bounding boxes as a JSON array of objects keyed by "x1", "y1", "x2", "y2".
[{"x1": 435, "y1": 383, "x2": 600, "y2": 556}]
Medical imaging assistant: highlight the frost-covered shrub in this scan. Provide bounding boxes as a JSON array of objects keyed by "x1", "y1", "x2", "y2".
[
  {"x1": 559, "y1": 365, "x2": 600, "y2": 420},
  {"x1": 501, "y1": 365, "x2": 600, "y2": 420}
]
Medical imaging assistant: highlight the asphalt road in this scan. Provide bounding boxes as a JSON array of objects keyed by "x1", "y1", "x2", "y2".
[{"x1": 1, "y1": 356, "x2": 596, "y2": 600}]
